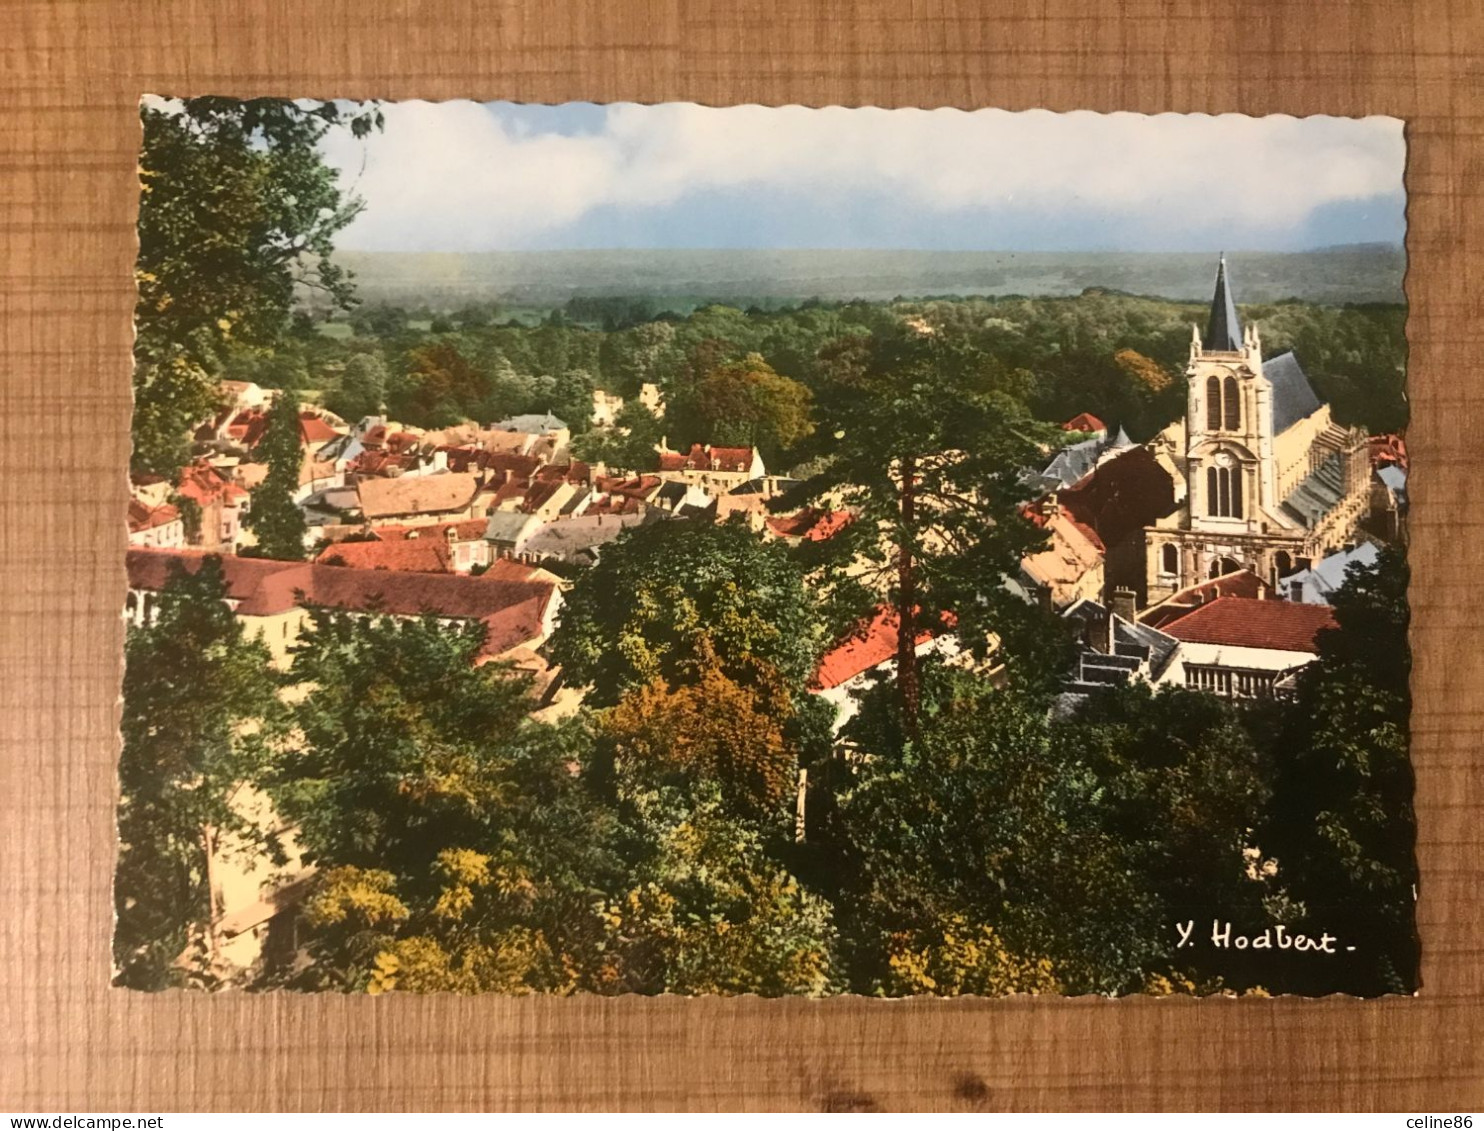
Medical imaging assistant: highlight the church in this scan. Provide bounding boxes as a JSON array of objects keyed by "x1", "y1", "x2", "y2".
[{"x1": 1142, "y1": 258, "x2": 1371, "y2": 606}]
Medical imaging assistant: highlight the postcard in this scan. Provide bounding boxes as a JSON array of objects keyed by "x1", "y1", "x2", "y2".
[{"x1": 117, "y1": 99, "x2": 1414, "y2": 997}]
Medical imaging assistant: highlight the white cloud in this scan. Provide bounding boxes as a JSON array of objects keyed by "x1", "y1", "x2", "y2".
[{"x1": 316, "y1": 101, "x2": 1404, "y2": 251}]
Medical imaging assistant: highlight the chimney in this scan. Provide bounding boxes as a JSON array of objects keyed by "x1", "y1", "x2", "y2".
[
  {"x1": 1039, "y1": 492, "x2": 1061, "y2": 520},
  {"x1": 1111, "y1": 587, "x2": 1137, "y2": 626}
]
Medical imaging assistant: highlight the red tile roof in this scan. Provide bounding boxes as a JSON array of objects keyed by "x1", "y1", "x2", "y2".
[
  {"x1": 1141, "y1": 569, "x2": 1272, "y2": 630},
  {"x1": 537, "y1": 460, "x2": 590, "y2": 484},
  {"x1": 298, "y1": 413, "x2": 340, "y2": 445},
  {"x1": 521, "y1": 479, "x2": 566, "y2": 514},
  {"x1": 226, "y1": 409, "x2": 271, "y2": 448},
  {"x1": 593, "y1": 474, "x2": 660, "y2": 500},
  {"x1": 386, "y1": 431, "x2": 420, "y2": 455},
  {"x1": 1062, "y1": 412, "x2": 1107, "y2": 433},
  {"x1": 659, "y1": 443, "x2": 756, "y2": 473},
  {"x1": 1161, "y1": 597, "x2": 1336, "y2": 653},
  {"x1": 125, "y1": 549, "x2": 556, "y2": 658},
  {"x1": 1369, "y1": 433, "x2": 1408, "y2": 471},
  {"x1": 349, "y1": 450, "x2": 413, "y2": 477},
  {"x1": 813, "y1": 606, "x2": 948, "y2": 691},
  {"x1": 127, "y1": 500, "x2": 180, "y2": 533},
  {"x1": 315, "y1": 539, "x2": 453, "y2": 574},
  {"x1": 480, "y1": 451, "x2": 544, "y2": 479},
  {"x1": 176, "y1": 461, "x2": 249, "y2": 507},
  {"x1": 766, "y1": 508, "x2": 854, "y2": 542},
  {"x1": 1058, "y1": 446, "x2": 1175, "y2": 551}
]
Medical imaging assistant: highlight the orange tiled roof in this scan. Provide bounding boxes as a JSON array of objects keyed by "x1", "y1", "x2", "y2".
[
  {"x1": 1161, "y1": 597, "x2": 1336, "y2": 653},
  {"x1": 1062, "y1": 412, "x2": 1107, "y2": 433},
  {"x1": 316, "y1": 539, "x2": 453, "y2": 574},
  {"x1": 1141, "y1": 570, "x2": 1271, "y2": 630},
  {"x1": 127, "y1": 500, "x2": 180, "y2": 533},
  {"x1": 814, "y1": 606, "x2": 946, "y2": 691},
  {"x1": 298, "y1": 413, "x2": 340, "y2": 445},
  {"x1": 766, "y1": 508, "x2": 854, "y2": 542}
]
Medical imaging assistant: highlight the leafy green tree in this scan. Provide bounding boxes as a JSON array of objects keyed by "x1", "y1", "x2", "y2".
[
  {"x1": 792, "y1": 321, "x2": 1062, "y2": 730},
  {"x1": 1063, "y1": 683, "x2": 1274, "y2": 989},
  {"x1": 348, "y1": 303, "x2": 410, "y2": 339},
  {"x1": 114, "y1": 557, "x2": 283, "y2": 989},
  {"x1": 1262, "y1": 546, "x2": 1418, "y2": 995},
  {"x1": 832, "y1": 668, "x2": 1159, "y2": 995},
  {"x1": 269, "y1": 611, "x2": 621, "y2": 992},
  {"x1": 569, "y1": 399, "x2": 664, "y2": 471},
  {"x1": 326, "y1": 352, "x2": 387, "y2": 423},
  {"x1": 132, "y1": 97, "x2": 380, "y2": 475},
  {"x1": 453, "y1": 303, "x2": 497, "y2": 331},
  {"x1": 593, "y1": 789, "x2": 840, "y2": 996},
  {"x1": 671, "y1": 352, "x2": 813, "y2": 459},
  {"x1": 598, "y1": 641, "x2": 800, "y2": 822},
  {"x1": 388, "y1": 341, "x2": 491, "y2": 426},
  {"x1": 549, "y1": 519, "x2": 826, "y2": 709},
  {"x1": 243, "y1": 389, "x2": 307, "y2": 560}
]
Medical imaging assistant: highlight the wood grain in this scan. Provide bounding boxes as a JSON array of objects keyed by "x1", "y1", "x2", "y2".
[{"x1": 1, "y1": 0, "x2": 1480, "y2": 1112}]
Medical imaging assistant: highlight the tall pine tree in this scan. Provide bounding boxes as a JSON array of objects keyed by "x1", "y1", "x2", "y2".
[{"x1": 245, "y1": 388, "x2": 309, "y2": 560}]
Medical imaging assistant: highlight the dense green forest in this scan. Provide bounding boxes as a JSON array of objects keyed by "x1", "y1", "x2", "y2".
[{"x1": 212, "y1": 285, "x2": 1408, "y2": 478}]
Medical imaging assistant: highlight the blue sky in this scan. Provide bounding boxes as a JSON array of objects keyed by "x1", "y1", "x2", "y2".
[{"x1": 318, "y1": 101, "x2": 1405, "y2": 254}]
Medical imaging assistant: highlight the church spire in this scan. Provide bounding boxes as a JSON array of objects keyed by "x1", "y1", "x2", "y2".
[{"x1": 1203, "y1": 254, "x2": 1242, "y2": 351}]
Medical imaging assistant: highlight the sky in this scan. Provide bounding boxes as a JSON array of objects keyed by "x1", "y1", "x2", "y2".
[{"x1": 315, "y1": 101, "x2": 1406, "y2": 254}]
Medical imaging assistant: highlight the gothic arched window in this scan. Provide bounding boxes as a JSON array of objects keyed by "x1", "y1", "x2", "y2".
[
  {"x1": 1206, "y1": 375, "x2": 1221, "y2": 431},
  {"x1": 1162, "y1": 544, "x2": 1179, "y2": 575},
  {"x1": 1223, "y1": 376, "x2": 1241, "y2": 430},
  {"x1": 1206, "y1": 460, "x2": 1244, "y2": 519},
  {"x1": 1274, "y1": 550, "x2": 1293, "y2": 577}
]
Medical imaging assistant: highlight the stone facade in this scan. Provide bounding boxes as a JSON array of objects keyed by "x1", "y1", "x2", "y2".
[{"x1": 1144, "y1": 259, "x2": 1370, "y2": 605}]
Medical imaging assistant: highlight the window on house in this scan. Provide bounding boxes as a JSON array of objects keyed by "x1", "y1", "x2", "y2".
[
  {"x1": 1161, "y1": 544, "x2": 1179, "y2": 575},
  {"x1": 1274, "y1": 550, "x2": 1293, "y2": 577}
]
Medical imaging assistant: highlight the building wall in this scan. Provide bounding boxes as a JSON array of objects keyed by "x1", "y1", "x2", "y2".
[
  {"x1": 128, "y1": 518, "x2": 185, "y2": 549},
  {"x1": 1156, "y1": 640, "x2": 1319, "y2": 697}
]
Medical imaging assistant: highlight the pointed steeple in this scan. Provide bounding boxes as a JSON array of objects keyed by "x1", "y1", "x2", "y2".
[{"x1": 1202, "y1": 254, "x2": 1242, "y2": 352}]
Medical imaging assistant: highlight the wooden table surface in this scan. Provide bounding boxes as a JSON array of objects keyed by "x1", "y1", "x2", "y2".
[{"x1": 1, "y1": 0, "x2": 1480, "y2": 1112}]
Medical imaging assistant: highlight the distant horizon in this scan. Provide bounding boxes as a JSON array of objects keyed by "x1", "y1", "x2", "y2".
[{"x1": 323, "y1": 243, "x2": 1406, "y2": 309}]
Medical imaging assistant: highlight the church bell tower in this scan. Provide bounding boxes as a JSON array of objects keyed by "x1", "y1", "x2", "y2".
[{"x1": 1185, "y1": 256, "x2": 1275, "y2": 535}]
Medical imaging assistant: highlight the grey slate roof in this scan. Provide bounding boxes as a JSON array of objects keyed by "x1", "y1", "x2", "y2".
[
  {"x1": 490, "y1": 412, "x2": 567, "y2": 434},
  {"x1": 1203, "y1": 257, "x2": 1243, "y2": 351},
  {"x1": 1036, "y1": 426, "x2": 1134, "y2": 491},
  {"x1": 1378, "y1": 464, "x2": 1408, "y2": 497},
  {"x1": 1285, "y1": 541, "x2": 1380, "y2": 605},
  {"x1": 1279, "y1": 451, "x2": 1346, "y2": 527},
  {"x1": 1059, "y1": 598, "x2": 1180, "y2": 689},
  {"x1": 1265, "y1": 350, "x2": 1324, "y2": 434},
  {"x1": 483, "y1": 511, "x2": 540, "y2": 545}
]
